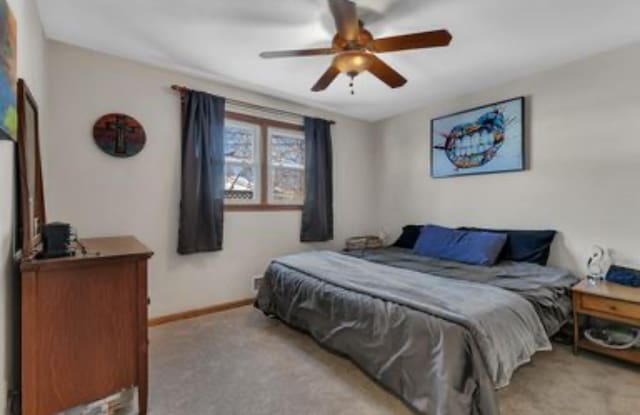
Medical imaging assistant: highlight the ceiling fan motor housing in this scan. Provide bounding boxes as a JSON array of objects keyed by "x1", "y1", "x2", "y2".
[{"x1": 331, "y1": 27, "x2": 374, "y2": 51}]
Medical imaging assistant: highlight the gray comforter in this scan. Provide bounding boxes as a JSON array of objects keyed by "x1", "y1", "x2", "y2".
[
  {"x1": 346, "y1": 248, "x2": 576, "y2": 337},
  {"x1": 255, "y1": 248, "x2": 577, "y2": 415}
]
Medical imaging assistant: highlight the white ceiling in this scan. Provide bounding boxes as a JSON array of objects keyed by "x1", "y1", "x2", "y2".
[{"x1": 38, "y1": 0, "x2": 640, "y2": 121}]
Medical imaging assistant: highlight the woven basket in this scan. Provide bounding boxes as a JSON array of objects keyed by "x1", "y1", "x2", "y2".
[{"x1": 345, "y1": 236, "x2": 383, "y2": 251}]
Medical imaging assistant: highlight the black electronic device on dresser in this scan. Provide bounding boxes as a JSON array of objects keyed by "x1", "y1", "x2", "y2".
[{"x1": 38, "y1": 222, "x2": 74, "y2": 259}]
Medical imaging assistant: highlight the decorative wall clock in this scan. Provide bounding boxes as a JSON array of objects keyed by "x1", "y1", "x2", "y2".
[{"x1": 93, "y1": 113, "x2": 146, "y2": 157}]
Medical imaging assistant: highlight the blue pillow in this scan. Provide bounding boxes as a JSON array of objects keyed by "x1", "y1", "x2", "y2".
[
  {"x1": 460, "y1": 227, "x2": 556, "y2": 265},
  {"x1": 413, "y1": 225, "x2": 508, "y2": 266}
]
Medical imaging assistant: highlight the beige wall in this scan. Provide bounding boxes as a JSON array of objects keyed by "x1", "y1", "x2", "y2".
[
  {"x1": 43, "y1": 39, "x2": 640, "y2": 320},
  {"x1": 374, "y1": 42, "x2": 640, "y2": 275},
  {"x1": 1, "y1": 0, "x2": 48, "y2": 411},
  {"x1": 45, "y1": 41, "x2": 378, "y2": 319}
]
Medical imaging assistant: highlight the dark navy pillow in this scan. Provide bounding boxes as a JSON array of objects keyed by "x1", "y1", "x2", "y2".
[
  {"x1": 413, "y1": 225, "x2": 507, "y2": 266},
  {"x1": 460, "y1": 227, "x2": 556, "y2": 265},
  {"x1": 392, "y1": 225, "x2": 423, "y2": 249}
]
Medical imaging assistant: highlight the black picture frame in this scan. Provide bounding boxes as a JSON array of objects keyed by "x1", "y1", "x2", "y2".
[{"x1": 430, "y1": 96, "x2": 526, "y2": 179}]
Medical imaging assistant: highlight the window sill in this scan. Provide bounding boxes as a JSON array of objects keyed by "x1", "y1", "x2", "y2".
[{"x1": 225, "y1": 204, "x2": 303, "y2": 212}]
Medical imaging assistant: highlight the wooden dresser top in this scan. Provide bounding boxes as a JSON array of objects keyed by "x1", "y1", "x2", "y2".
[
  {"x1": 572, "y1": 279, "x2": 640, "y2": 304},
  {"x1": 21, "y1": 235, "x2": 153, "y2": 272}
]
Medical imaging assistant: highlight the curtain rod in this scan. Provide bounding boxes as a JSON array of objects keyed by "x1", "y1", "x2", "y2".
[{"x1": 171, "y1": 85, "x2": 335, "y2": 125}]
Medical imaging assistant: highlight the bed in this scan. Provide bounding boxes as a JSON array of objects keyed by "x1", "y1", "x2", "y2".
[{"x1": 254, "y1": 247, "x2": 578, "y2": 415}]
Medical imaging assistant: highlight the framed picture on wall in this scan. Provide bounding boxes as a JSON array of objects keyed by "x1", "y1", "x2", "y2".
[
  {"x1": 430, "y1": 96, "x2": 525, "y2": 178},
  {"x1": 0, "y1": 0, "x2": 17, "y2": 141},
  {"x1": 17, "y1": 79, "x2": 46, "y2": 258}
]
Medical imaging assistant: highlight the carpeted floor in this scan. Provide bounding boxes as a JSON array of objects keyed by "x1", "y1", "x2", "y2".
[{"x1": 149, "y1": 306, "x2": 639, "y2": 415}]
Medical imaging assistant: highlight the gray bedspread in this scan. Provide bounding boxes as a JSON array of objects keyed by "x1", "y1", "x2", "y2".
[
  {"x1": 255, "y1": 248, "x2": 577, "y2": 415},
  {"x1": 345, "y1": 248, "x2": 577, "y2": 337}
]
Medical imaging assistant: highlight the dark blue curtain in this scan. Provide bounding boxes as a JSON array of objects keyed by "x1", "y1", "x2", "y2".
[
  {"x1": 301, "y1": 117, "x2": 333, "y2": 242},
  {"x1": 178, "y1": 90, "x2": 226, "y2": 254}
]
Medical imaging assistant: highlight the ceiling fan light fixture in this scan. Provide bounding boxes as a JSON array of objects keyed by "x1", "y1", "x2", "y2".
[{"x1": 332, "y1": 50, "x2": 374, "y2": 76}]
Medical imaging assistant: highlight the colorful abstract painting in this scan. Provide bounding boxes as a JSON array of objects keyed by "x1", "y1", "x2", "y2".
[
  {"x1": 431, "y1": 97, "x2": 524, "y2": 178},
  {"x1": 0, "y1": 0, "x2": 16, "y2": 140}
]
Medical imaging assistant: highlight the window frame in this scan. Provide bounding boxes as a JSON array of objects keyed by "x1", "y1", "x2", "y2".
[{"x1": 224, "y1": 111, "x2": 305, "y2": 212}]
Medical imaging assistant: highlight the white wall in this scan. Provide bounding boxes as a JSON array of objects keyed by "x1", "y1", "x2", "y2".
[
  {"x1": 1, "y1": 0, "x2": 47, "y2": 411},
  {"x1": 374, "y1": 42, "x2": 640, "y2": 275},
  {"x1": 38, "y1": 8, "x2": 640, "y2": 335},
  {"x1": 45, "y1": 41, "x2": 378, "y2": 318},
  {"x1": 0, "y1": 141, "x2": 11, "y2": 415}
]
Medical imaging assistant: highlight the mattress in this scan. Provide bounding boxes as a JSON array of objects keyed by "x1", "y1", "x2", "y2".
[{"x1": 255, "y1": 248, "x2": 578, "y2": 415}]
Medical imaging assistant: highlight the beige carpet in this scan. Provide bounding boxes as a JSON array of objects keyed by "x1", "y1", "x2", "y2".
[{"x1": 149, "y1": 306, "x2": 639, "y2": 415}]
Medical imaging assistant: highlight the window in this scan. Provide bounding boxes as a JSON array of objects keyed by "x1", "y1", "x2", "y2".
[
  {"x1": 224, "y1": 120, "x2": 261, "y2": 204},
  {"x1": 268, "y1": 128, "x2": 305, "y2": 205},
  {"x1": 223, "y1": 112, "x2": 305, "y2": 210}
]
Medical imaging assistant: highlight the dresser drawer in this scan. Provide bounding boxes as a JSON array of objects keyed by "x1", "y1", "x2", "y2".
[{"x1": 581, "y1": 294, "x2": 640, "y2": 320}]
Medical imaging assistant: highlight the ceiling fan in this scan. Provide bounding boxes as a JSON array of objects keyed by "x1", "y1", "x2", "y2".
[{"x1": 259, "y1": 0, "x2": 452, "y2": 94}]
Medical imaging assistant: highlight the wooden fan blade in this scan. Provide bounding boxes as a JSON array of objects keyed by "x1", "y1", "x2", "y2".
[
  {"x1": 260, "y1": 48, "x2": 335, "y2": 59},
  {"x1": 329, "y1": 0, "x2": 359, "y2": 41},
  {"x1": 370, "y1": 30, "x2": 452, "y2": 53},
  {"x1": 311, "y1": 65, "x2": 341, "y2": 91},
  {"x1": 368, "y1": 55, "x2": 407, "y2": 88}
]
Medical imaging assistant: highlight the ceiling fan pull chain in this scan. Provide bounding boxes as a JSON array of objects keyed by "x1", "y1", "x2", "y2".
[{"x1": 349, "y1": 76, "x2": 355, "y2": 95}]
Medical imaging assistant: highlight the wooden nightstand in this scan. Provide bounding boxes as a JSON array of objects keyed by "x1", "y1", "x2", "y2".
[{"x1": 572, "y1": 279, "x2": 640, "y2": 364}]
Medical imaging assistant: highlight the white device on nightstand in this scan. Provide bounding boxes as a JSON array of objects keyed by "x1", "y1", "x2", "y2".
[{"x1": 587, "y1": 245, "x2": 611, "y2": 282}]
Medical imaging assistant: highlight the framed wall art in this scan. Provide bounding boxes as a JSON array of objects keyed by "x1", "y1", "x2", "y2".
[
  {"x1": 93, "y1": 113, "x2": 147, "y2": 157},
  {"x1": 17, "y1": 79, "x2": 46, "y2": 257},
  {"x1": 0, "y1": 0, "x2": 17, "y2": 141},
  {"x1": 430, "y1": 97, "x2": 525, "y2": 178}
]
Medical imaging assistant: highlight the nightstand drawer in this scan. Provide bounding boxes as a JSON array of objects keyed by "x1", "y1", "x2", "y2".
[{"x1": 581, "y1": 295, "x2": 640, "y2": 320}]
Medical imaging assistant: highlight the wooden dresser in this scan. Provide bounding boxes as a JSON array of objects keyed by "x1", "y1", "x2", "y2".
[
  {"x1": 572, "y1": 279, "x2": 640, "y2": 364},
  {"x1": 21, "y1": 236, "x2": 153, "y2": 415}
]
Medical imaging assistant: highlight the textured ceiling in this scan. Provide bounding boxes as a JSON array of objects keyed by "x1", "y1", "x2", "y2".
[{"x1": 38, "y1": 0, "x2": 640, "y2": 121}]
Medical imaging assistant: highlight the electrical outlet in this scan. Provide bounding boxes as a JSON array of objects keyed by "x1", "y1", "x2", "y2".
[{"x1": 253, "y1": 276, "x2": 264, "y2": 291}]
